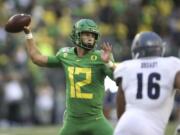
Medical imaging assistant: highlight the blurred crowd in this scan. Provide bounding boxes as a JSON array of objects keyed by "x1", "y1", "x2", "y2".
[{"x1": 0, "y1": 0, "x2": 180, "y2": 126}]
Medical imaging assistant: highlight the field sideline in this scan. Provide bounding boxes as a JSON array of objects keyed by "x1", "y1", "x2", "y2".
[{"x1": 0, "y1": 122, "x2": 178, "y2": 135}]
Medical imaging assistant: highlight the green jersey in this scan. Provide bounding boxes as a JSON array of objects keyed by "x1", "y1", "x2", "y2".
[{"x1": 47, "y1": 47, "x2": 113, "y2": 119}]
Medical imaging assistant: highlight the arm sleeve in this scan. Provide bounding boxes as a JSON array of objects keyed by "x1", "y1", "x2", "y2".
[
  {"x1": 104, "y1": 66, "x2": 113, "y2": 79},
  {"x1": 46, "y1": 56, "x2": 62, "y2": 67},
  {"x1": 46, "y1": 48, "x2": 66, "y2": 67},
  {"x1": 103, "y1": 53, "x2": 115, "y2": 79}
]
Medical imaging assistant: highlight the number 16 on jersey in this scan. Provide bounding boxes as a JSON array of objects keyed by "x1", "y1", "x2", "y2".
[{"x1": 136, "y1": 72, "x2": 161, "y2": 99}]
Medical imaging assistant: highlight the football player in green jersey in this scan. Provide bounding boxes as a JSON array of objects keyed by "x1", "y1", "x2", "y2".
[{"x1": 24, "y1": 19, "x2": 115, "y2": 135}]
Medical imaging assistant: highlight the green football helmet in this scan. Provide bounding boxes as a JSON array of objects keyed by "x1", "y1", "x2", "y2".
[{"x1": 70, "y1": 19, "x2": 100, "y2": 50}]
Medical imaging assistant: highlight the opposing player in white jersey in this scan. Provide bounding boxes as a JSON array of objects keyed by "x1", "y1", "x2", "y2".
[{"x1": 113, "y1": 31, "x2": 180, "y2": 135}]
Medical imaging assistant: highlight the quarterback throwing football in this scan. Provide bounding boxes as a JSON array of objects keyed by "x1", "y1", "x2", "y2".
[{"x1": 24, "y1": 19, "x2": 115, "y2": 135}]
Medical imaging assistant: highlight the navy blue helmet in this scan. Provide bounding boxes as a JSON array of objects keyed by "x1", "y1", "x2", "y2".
[{"x1": 131, "y1": 32, "x2": 164, "y2": 59}]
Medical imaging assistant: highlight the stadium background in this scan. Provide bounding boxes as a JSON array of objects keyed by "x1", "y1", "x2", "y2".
[{"x1": 0, "y1": 0, "x2": 180, "y2": 134}]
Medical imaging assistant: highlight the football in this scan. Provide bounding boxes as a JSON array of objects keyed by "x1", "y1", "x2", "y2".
[{"x1": 5, "y1": 13, "x2": 31, "y2": 33}]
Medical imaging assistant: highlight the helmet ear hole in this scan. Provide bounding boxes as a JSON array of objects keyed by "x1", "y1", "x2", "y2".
[{"x1": 95, "y1": 34, "x2": 99, "y2": 40}]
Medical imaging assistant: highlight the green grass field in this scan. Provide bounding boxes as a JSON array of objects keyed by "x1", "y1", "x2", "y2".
[{"x1": 0, "y1": 122, "x2": 178, "y2": 135}]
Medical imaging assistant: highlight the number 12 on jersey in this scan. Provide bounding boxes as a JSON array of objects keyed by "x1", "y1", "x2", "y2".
[
  {"x1": 68, "y1": 67, "x2": 93, "y2": 99},
  {"x1": 136, "y1": 72, "x2": 161, "y2": 99}
]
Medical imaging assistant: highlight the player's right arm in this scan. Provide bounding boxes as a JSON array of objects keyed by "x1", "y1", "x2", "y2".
[
  {"x1": 25, "y1": 37, "x2": 48, "y2": 66},
  {"x1": 23, "y1": 26, "x2": 59, "y2": 67},
  {"x1": 114, "y1": 63, "x2": 126, "y2": 119},
  {"x1": 116, "y1": 77, "x2": 125, "y2": 119}
]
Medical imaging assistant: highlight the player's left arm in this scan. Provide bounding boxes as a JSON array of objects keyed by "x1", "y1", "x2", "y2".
[
  {"x1": 116, "y1": 77, "x2": 126, "y2": 119},
  {"x1": 101, "y1": 42, "x2": 116, "y2": 70}
]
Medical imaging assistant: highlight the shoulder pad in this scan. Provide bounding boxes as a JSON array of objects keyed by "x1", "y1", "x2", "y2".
[
  {"x1": 60, "y1": 47, "x2": 71, "y2": 53},
  {"x1": 56, "y1": 47, "x2": 71, "y2": 56}
]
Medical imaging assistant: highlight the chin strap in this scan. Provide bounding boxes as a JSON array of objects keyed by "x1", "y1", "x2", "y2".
[{"x1": 79, "y1": 42, "x2": 95, "y2": 50}]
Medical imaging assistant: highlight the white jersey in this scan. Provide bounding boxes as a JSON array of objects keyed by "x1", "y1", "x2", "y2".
[
  {"x1": 114, "y1": 56, "x2": 180, "y2": 135},
  {"x1": 104, "y1": 76, "x2": 118, "y2": 93}
]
